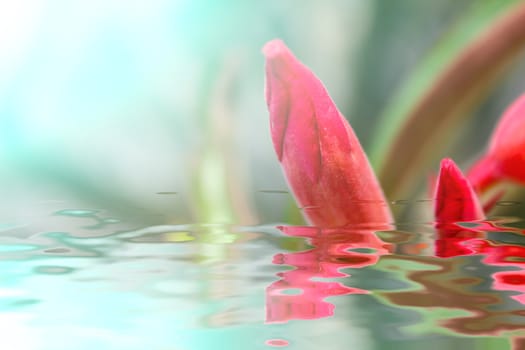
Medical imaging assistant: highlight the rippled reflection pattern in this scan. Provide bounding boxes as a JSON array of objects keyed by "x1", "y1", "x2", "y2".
[
  {"x1": 391, "y1": 224, "x2": 525, "y2": 341},
  {"x1": 266, "y1": 226, "x2": 392, "y2": 322},
  {"x1": 266, "y1": 219, "x2": 525, "y2": 347},
  {"x1": 2, "y1": 207, "x2": 525, "y2": 349}
]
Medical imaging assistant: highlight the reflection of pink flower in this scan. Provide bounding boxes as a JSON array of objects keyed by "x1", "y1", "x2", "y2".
[
  {"x1": 464, "y1": 239, "x2": 525, "y2": 304},
  {"x1": 492, "y1": 271, "x2": 525, "y2": 304},
  {"x1": 266, "y1": 226, "x2": 391, "y2": 323},
  {"x1": 263, "y1": 40, "x2": 392, "y2": 228},
  {"x1": 433, "y1": 158, "x2": 484, "y2": 257},
  {"x1": 465, "y1": 239, "x2": 525, "y2": 268},
  {"x1": 468, "y1": 93, "x2": 525, "y2": 194}
]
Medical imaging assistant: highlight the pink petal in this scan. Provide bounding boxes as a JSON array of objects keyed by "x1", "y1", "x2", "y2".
[{"x1": 468, "y1": 92, "x2": 525, "y2": 193}]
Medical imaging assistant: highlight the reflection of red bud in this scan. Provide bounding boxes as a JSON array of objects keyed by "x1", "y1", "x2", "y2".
[
  {"x1": 468, "y1": 93, "x2": 525, "y2": 194},
  {"x1": 263, "y1": 39, "x2": 392, "y2": 228},
  {"x1": 434, "y1": 158, "x2": 484, "y2": 257}
]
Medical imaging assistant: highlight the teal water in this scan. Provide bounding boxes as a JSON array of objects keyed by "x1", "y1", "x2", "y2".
[{"x1": 1, "y1": 204, "x2": 525, "y2": 349}]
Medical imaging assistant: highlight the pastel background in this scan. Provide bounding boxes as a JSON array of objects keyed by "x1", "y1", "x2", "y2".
[{"x1": 2, "y1": 0, "x2": 525, "y2": 225}]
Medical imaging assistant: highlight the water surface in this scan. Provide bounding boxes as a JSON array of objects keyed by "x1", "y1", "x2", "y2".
[{"x1": 1, "y1": 203, "x2": 525, "y2": 349}]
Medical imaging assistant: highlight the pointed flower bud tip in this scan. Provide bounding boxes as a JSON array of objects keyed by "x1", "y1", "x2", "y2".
[
  {"x1": 435, "y1": 158, "x2": 484, "y2": 223},
  {"x1": 262, "y1": 39, "x2": 287, "y2": 59}
]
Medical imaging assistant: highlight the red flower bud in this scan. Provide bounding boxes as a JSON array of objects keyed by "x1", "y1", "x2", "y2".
[
  {"x1": 434, "y1": 158, "x2": 484, "y2": 257},
  {"x1": 435, "y1": 158, "x2": 484, "y2": 224},
  {"x1": 263, "y1": 39, "x2": 392, "y2": 228}
]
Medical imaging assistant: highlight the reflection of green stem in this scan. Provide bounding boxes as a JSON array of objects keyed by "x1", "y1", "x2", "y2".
[
  {"x1": 372, "y1": 254, "x2": 522, "y2": 342},
  {"x1": 188, "y1": 57, "x2": 263, "y2": 328},
  {"x1": 191, "y1": 134, "x2": 238, "y2": 264}
]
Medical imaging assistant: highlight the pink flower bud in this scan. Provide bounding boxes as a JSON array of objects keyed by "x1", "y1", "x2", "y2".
[{"x1": 263, "y1": 39, "x2": 392, "y2": 228}]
